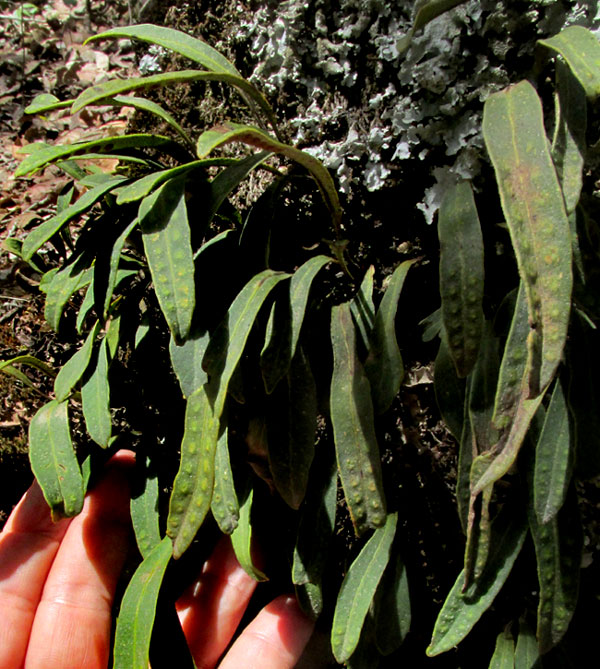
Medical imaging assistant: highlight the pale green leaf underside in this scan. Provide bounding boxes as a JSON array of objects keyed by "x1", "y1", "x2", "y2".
[
  {"x1": 44, "y1": 265, "x2": 93, "y2": 331},
  {"x1": 231, "y1": 487, "x2": 268, "y2": 581},
  {"x1": 488, "y1": 630, "x2": 515, "y2": 669},
  {"x1": 374, "y1": 548, "x2": 412, "y2": 656},
  {"x1": 54, "y1": 321, "x2": 101, "y2": 401},
  {"x1": 514, "y1": 620, "x2": 540, "y2": 667},
  {"x1": 113, "y1": 536, "x2": 172, "y2": 669},
  {"x1": 25, "y1": 93, "x2": 71, "y2": 114},
  {"x1": 81, "y1": 337, "x2": 111, "y2": 447},
  {"x1": 28, "y1": 400, "x2": 84, "y2": 520},
  {"x1": 130, "y1": 461, "x2": 162, "y2": 559},
  {"x1": 331, "y1": 512, "x2": 397, "y2": 662},
  {"x1": 538, "y1": 26, "x2": 600, "y2": 100},
  {"x1": 0, "y1": 355, "x2": 56, "y2": 378},
  {"x1": 169, "y1": 330, "x2": 209, "y2": 399}
]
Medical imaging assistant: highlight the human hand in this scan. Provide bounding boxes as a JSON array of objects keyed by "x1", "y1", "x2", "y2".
[{"x1": 0, "y1": 451, "x2": 314, "y2": 669}]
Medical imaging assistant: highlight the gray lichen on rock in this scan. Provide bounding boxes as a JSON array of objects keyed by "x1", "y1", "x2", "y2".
[{"x1": 233, "y1": 0, "x2": 600, "y2": 222}]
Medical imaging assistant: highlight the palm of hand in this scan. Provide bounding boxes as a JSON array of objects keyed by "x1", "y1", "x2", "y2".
[{"x1": 0, "y1": 452, "x2": 313, "y2": 669}]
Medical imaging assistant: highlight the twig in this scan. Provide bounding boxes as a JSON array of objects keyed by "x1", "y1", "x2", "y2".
[
  {"x1": 0, "y1": 295, "x2": 28, "y2": 302},
  {"x1": 0, "y1": 304, "x2": 25, "y2": 323}
]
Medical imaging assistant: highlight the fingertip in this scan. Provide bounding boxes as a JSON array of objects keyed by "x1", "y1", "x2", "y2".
[
  {"x1": 23, "y1": 452, "x2": 135, "y2": 669},
  {"x1": 178, "y1": 535, "x2": 258, "y2": 667},
  {"x1": 266, "y1": 594, "x2": 316, "y2": 656},
  {"x1": 219, "y1": 593, "x2": 315, "y2": 669},
  {"x1": 106, "y1": 448, "x2": 136, "y2": 471},
  {"x1": 1, "y1": 480, "x2": 67, "y2": 535},
  {"x1": 85, "y1": 450, "x2": 136, "y2": 516}
]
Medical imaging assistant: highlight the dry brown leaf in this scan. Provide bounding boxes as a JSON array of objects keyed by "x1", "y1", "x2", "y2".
[
  {"x1": 77, "y1": 62, "x2": 108, "y2": 84},
  {"x1": 100, "y1": 119, "x2": 129, "y2": 136}
]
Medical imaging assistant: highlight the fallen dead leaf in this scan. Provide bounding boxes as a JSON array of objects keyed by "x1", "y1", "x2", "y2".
[
  {"x1": 76, "y1": 157, "x2": 121, "y2": 172},
  {"x1": 99, "y1": 118, "x2": 129, "y2": 136},
  {"x1": 77, "y1": 61, "x2": 109, "y2": 84}
]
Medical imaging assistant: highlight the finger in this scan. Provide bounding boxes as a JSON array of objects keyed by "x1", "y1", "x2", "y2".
[
  {"x1": 0, "y1": 482, "x2": 72, "y2": 669},
  {"x1": 219, "y1": 594, "x2": 315, "y2": 669},
  {"x1": 24, "y1": 451, "x2": 135, "y2": 669},
  {"x1": 176, "y1": 536, "x2": 257, "y2": 668}
]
